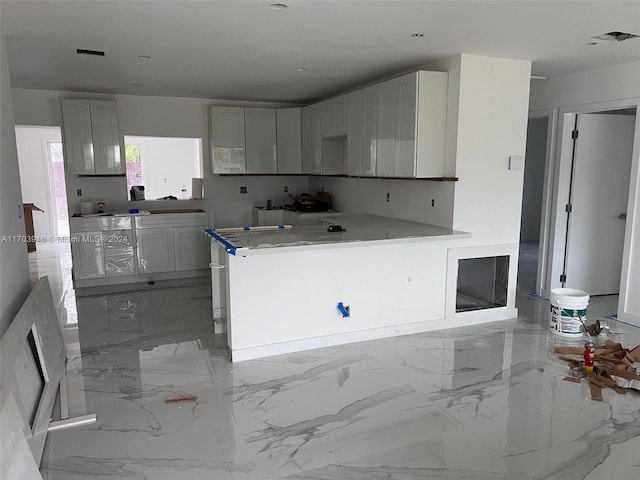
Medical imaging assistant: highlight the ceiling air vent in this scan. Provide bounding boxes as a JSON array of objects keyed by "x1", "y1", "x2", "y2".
[
  {"x1": 76, "y1": 48, "x2": 105, "y2": 57},
  {"x1": 592, "y1": 31, "x2": 639, "y2": 42}
]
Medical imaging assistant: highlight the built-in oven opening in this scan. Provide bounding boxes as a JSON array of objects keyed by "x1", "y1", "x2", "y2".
[{"x1": 456, "y1": 256, "x2": 509, "y2": 312}]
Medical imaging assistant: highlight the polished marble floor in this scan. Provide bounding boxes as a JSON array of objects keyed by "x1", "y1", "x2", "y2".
[{"x1": 29, "y1": 244, "x2": 640, "y2": 480}]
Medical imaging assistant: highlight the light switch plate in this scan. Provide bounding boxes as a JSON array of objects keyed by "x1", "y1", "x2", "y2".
[{"x1": 509, "y1": 156, "x2": 524, "y2": 171}]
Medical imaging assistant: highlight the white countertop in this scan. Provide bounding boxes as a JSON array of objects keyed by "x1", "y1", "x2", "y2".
[{"x1": 208, "y1": 215, "x2": 470, "y2": 255}]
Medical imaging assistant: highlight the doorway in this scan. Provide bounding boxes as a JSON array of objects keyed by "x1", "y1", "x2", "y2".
[
  {"x1": 15, "y1": 126, "x2": 68, "y2": 239},
  {"x1": 518, "y1": 117, "x2": 548, "y2": 298},
  {"x1": 562, "y1": 110, "x2": 636, "y2": 295}
]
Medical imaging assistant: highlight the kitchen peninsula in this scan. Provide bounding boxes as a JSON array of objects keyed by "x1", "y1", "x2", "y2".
[{"x1": 207, "y1": 215, "x2": 471, "y2": 361}]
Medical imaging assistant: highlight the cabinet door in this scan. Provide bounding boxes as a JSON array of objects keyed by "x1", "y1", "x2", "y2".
[
  {"x1": 70, "y1": 232, "x2": 105, "y2": 279},
  {"x1": 245, "y1": 108, "x2": 277, "y2": 173},
  {"x1": 378, "y1": 79, "x2": 396, "y2": 177},
  {"x1": 174, "y1": 226, "x2": 209, "y2": 271},
  {"x1": 395, "y1": 72, "x2": 418, "y2": 177},
  {"x1": 312, "y1": 105, "x2": 323, "y2": 174},
  {"x1": 319, "y1": 100, "x2": 334, "y2": 138},
  {"x1": 414, "y1": 71, "x2": 448, "y2": 178},
  {"x1": 61, "y1": 99, "x2": 95, "y2": 175},
  {"x1": 301, "y1": 106, "x2": 315, "y2": 174},
  {"x1": 136, "y1": 228, "x2": 175, "y2": 273},
  {"x1": 90, "y1": 100, "x2": 124, "y2": 174},
  {"x1": 346, "y1": 90, "x2": 363, "y2": 175},
  {"x1": 361, "y1": 85, "x2": 378, "y2": 176},
  {"x1": 276, "y1": 108, "x2": 302, "y2": 174},
  {"x1": 103, "y1": 229, "x2": 136, "y2": 276},
  {"x1": 334, "y1": 95, "x2": 348, "y2": 136},
  {"x1": 209, "y1": 106, "x2": 246, "y2": 174}
]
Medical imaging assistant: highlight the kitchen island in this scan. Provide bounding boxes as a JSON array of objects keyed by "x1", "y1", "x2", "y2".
[{"x1": 208, "y1": 215, "x2": 471, "y2": 361}]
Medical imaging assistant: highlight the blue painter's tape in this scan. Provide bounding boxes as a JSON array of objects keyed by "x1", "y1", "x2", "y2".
[
  {"x1": 205, "y1": 229, "x2": 240, "y2": 256},
  {"x1": 244, "y1": 226, "x2": 250, "y2": 231},
  {"x1": 278, "y1": 224, "x2": 286, "y2": 229},
  {"x1": 337, "y1": 302, "x2": 350, "y2": 318}
]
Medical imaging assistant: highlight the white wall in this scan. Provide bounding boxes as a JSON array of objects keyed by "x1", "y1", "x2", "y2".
[
  {"x1": 11, "y1": 89, "x2": 309, "y2": 228},
  {"x1": 450, "y1": 54, "x2": 532, "y2": 246},
  {"x1": 308, "y1": 176, "x2": 455, "y2": 228},
  {"x1": 530, "y1": 61, "x2": 640, "y2": 324},
  {"x1": 520, "y1": 117, "x2": 547, "y2": 242},
  {"x1": 15, "y1": 126, "x2": 62, "y2": 238},
  {"x1": 0, "y1": 35, "x2": 31, "y2": 337}
]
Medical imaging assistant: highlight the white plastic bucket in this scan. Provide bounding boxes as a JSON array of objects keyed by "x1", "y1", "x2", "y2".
[{"x1": 549, "y1": 288, "x2": 589, "y2": 337}]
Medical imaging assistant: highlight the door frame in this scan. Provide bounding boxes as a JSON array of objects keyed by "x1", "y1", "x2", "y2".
[
  {"x1": 547, "y1": 99, "x2": 640, "y2": 324},
  {"x1": 526, "y1": 109, "x2": 557, "y2": 297}
]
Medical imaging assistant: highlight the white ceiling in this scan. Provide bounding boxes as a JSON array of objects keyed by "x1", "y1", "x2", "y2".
[{"x1": 2, "y1": 0, "x2": 640, "y2": 103}]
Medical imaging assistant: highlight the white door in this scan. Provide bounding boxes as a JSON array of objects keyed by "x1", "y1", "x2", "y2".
[{"x1": 565, "y1": 113, "x2": 635, "y2": 295}]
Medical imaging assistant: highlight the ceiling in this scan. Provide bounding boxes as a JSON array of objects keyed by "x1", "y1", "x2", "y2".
[{"x1": 2, "y1": 1, "x2": 640, "y2": 104}]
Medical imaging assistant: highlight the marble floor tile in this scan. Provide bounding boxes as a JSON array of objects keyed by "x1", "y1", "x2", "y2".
[{"x1": 36, "y1": 244, "x2": 640, "y2": 480}]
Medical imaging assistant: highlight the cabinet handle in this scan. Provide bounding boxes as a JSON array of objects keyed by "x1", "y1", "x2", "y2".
[{"x1": 209, "y1": 263, "x2": 226, "y2": 269}]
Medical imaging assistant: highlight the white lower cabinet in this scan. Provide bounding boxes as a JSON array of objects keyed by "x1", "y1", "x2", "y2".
[
  {"x1": 174, "y1": 226, "x2": 210, "y2": 271},
  {"x1": 71, "y1": 231, "x2": 105, "y2": 279},
  {"x1": 136, "y1": 228, "x2": 176, "y2": 273},
  {"x1": 70, "y1": 213, "x2": 210, "y2": 287},
  {"x1": 135, "y1": 213, "x2": 210, "y2": 274},
  {"x1": 103, "y1": 229, "x2": 136, "y2": 276}
]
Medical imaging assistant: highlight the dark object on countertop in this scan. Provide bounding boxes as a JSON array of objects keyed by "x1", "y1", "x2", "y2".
[
  {"x1": 130, "y1": 185, "x2": 145, "y2": 201},
  {"x1": 327, "y1": 224, "x2": 345, "y2": 232},
  {"x1": 288, "y1": 192, "x2": 329, "y2": 212},
  {"x1": 158, "y1": 195, "x2": 178, "y2": 200}
]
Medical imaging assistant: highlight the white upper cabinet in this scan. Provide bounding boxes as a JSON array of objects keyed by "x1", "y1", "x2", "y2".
[
  {"x1": 302, "y1": 105, "x2": 322, "y2": 174},
  {"x1": 209, "y1": 106, "x2": 246, "y2": 174},
  {"x1": 319, "y1": 95, "x2": 347, "y2": 138},
  {"x1": 361, "y1": 85, "x2": 379, "y2": 177},
  {"x1": 245, "y1": 108, "x2": 277, "y2": 174},
  {"x1": 276, "y1": 108, "x2": 302, "y2": 174},
  {"x1": 61, "y1": 99, "x2": 124, "y2": 175},
  {"x1": 89, "y1": 100, "x2": 123, "y2": 174},
  {"x1": 301, "y1": 105, "x2": 315, "y2": 174},
  {"x1": 395, "y1": 71, "x2": 448, "y2": 178},
  {"x1": 346, "y1": 90, "x2": 363, "y2": 176},
  {"x1": 377, "y1": 79, "x2": 397, "y2": 177}
]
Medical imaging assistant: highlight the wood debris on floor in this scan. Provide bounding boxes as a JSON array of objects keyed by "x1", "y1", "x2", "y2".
[{"x1": 555, "y1": 341, "x2": 640, "y2": 401}]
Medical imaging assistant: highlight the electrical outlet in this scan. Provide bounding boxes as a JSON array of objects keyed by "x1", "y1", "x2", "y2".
[
  {"x1": 284, "y1": 186, "x2": 288, "y2": 193},
  {"x1": 431, "y1": 198, "x2": 435, "y2": 208},
  {"x1": 386, "y1": 192, "x2": 390, "y2": 202},
  {"x1": 240, "y1": 186, "x2": 247, "y2": 194},
  {"x1": 77, "y1": 188, "x2": 82, "y2": 196}
]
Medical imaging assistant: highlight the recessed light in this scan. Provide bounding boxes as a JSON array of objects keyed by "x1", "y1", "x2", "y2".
[
  {"x1": 411, "y1": 33, "x2": 424, "y2": 38},
  {"x1": 270, "y1": 3, "x2": 288, "y2": 9},
  {"x1": 296, "y1": 67, "x2": 307, "y2": 72},
  {"x1": 592, "y1": 31, "x2": 639, "y2": 42}
]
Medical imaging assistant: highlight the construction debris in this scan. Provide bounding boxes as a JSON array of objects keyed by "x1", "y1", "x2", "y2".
[
  {"x1": 555, "y1": 339, "x2": 640, "y2": 401},
  {"x1": 164, "y1": 395, "x2": 198, "y2": 404}
]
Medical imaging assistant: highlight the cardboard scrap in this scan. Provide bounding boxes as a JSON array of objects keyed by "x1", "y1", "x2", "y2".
[
  {"x1": 554, "y1": 341, "x2": 640, "y2": 399},
  {"x1": 164, "y1": 395, "x2": 198, "y2": 404}
]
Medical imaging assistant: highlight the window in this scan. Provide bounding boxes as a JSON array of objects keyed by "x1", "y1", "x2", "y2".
[{"x1": 124, "y1": 136, "x2": 203, "y2": 200}]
